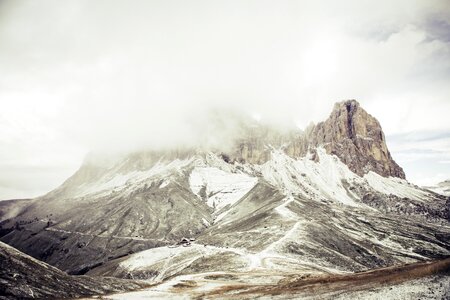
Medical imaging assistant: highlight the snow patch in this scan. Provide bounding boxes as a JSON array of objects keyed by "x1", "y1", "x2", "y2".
[
  {"x1": 159, "y1": 179, "x2": 170, "y2": 189},
  {"x1": 77, "y1": 158, "x2": 193, "y2": 197},
  {"x1": 189, "y1": 167, "x2": 257, "y2": 212},
  {"x1": 364, "y1": 171, "x2": 429, "y2": 200},
  {"x1": 259, "y1": 148, "x2": 362, "y2": 207},
  {"x1": 275, "y1": 197, "x2": 297, "y2": 220}
]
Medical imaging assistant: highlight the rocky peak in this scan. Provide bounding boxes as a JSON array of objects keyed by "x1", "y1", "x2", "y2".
[
  {"x1": 308, "y1": 100, "x2": 405, "y2": 178},
  {"x1": 220, "y1": 100, "x2": 404, "y2": 179},
  {"x1": 63, "y1": 100, "x2": 405, "y2": 184}
]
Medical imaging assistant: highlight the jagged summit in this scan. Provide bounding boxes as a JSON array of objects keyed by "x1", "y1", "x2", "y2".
[
  {"x1": 308, "y1": 100, "x2": 405, "y2": 178},
  {"x1": 223, "y1": 99, "x2": 405, "y2": 179}
]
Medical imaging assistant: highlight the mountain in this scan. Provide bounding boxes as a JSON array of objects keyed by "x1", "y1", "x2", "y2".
[
  {"x1": 307, "y1": 100, "x2": 405, "y2": 178},
  {"x1": 425, "y1": 180, "x2": 450, "y2": 196},
  {"x1": 0, "y1": 241, "x2": 147, "y2": 299},
  {"x1": 222, "y1": 100, "x2": 405, "y2": 178},
  {"x1": 0, "y1": 100, "x2": 449, "y2": 298}
]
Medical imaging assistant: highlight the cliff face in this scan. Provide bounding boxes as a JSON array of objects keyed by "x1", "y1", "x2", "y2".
[
  {"x1": 308, "y1": 100, "x2": 405, "y2": 178},
  {"x1": 225, "y1": 100, "x2": 405, "y2": 179}
]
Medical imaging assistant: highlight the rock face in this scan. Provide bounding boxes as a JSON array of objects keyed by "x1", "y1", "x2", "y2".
[
  {"x1": 224, "y1": 99, "x2": 405, "y2": 179},
  {"x1": 225, "y1": 124, "x2": 287, "y2": 165},
  {"x1": 308, "y1": 100, "x2": 405, "y2": 178}
]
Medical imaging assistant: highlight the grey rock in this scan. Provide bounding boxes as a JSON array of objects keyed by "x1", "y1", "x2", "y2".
[
  {"x1": 222, "y1": 99, "x2": 405, "y2": 179},
  {"x1": 307, "y1": 100, "x2": 405, "y2": 178},
  {"x1": 0, "y1": 241, "x2": 147, "y2": 299}
]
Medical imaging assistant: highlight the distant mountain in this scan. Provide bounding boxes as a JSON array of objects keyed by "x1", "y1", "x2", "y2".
[
  {"x1": 0, "y1": 100, "x2": 448, "y2": 298},
  {"x1": 425, "y1": 180, "x2": 450, "y2": 196}
]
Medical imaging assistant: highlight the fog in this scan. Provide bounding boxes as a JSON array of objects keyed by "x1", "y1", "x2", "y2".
[{"x1": 1, "y1": 0, "x2": 450, "y2": 198}]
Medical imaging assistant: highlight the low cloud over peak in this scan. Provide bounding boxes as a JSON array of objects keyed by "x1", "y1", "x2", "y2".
[{"x1": 1, "y1": 0, "x2": 450, "y2": 198}]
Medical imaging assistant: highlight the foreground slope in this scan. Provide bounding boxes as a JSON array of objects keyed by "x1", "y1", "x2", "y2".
[
  {"x1": 0, "y1": 241, "x2": 147, "y2": 299},
  {"x1": 97, "y1": 258, "x2": 450, "y2": 299}
]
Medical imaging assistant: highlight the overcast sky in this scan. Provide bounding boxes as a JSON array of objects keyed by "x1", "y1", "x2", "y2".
[{"x1": 1, "y1": 0, "x2": 449, "y2": 199}]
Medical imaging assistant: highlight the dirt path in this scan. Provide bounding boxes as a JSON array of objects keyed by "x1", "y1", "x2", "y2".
[{"x1": 205, "y1": 257, "x2": 450, "y2": 298}]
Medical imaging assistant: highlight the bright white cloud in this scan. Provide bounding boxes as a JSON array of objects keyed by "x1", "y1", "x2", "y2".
[{"x1": 0, "y1": 0, "x2": 449, "y2": 197}]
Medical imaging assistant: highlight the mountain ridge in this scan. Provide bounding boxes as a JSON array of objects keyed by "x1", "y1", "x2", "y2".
[
  {"x1": 0, "y1": 100, "x2": 448, "y2": 292},
  {"x1": 54, "y1": 99, "x2": 404, "y2": 192}
]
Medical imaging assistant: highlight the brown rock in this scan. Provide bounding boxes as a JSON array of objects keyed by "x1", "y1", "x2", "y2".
[
  {"x1": 222, "y1": 100, "x2": 405, "y2": 179},
  {"x1": 306, "y1": 100, "x2": 405, "y2": 178}
]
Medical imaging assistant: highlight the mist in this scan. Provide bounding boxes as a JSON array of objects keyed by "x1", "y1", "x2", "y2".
[{"x1": 1, "y1": 0, "x2": 450, "y2": 198}]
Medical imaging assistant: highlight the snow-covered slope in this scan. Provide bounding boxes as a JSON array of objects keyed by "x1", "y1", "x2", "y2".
[
  {"x1": 2, "y1": 146, "x2": 448, "y2": 278},
  {"x1": 70, "y1": 148, "x2": 449, "y2": 287},
  {"x1": 1, "y1": 100, "x2": 449, "y2": 299},
  {"x1": 189, "y1": 167, "x2": 257, "y2": 213},
  {"x1": 258, "y1": 148, "x2": 363, "y2": 206},
  {"x1": 364, "y1": 171, "x2": 431, "y2": 200},
  {"x1": 424, "y1": 180, "x2": 450, "y2": 196},
  {"x1": 73, "y1": 157, "x2": 195, "y2": 198}
]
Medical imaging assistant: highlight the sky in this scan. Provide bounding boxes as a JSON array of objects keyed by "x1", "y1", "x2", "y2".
[{"x1": 0, "y1": 0, "x2": 449, "y2": 199}]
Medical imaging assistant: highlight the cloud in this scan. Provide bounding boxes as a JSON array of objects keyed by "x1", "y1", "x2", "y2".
[
  {"x1": 423, "y1": 16, "x2": 450, "y2": 43},
  {"x1": 387, "y1": 129, "x2": 450, "y2": 185},
  {"x1": 0, "y1": 0, "x2": 449, "y2": 197}
]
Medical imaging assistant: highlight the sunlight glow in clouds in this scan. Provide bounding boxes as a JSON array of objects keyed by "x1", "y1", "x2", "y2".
[{"x1": 302, "y1": 38, "x2": 339, "y2": 86}]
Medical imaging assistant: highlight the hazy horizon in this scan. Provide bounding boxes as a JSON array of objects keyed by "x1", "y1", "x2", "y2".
[{"x1": 1, "y1": 0, "x2": 450, "y2": 198}]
